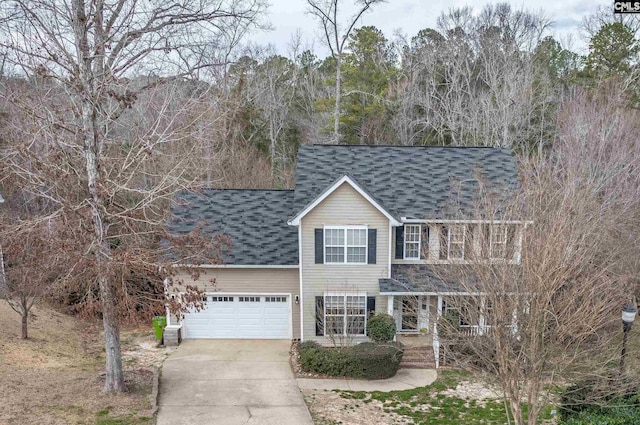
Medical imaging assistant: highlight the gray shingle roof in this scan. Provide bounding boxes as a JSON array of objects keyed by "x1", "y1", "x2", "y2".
[
  {"x1": 380, "y1": 264, "x2": 520, "y2": 293},
  {"x1": 293, "y1": 145, "x2": 519, "y2": 220},
  {"x1": 380, "y1": 264, "x2": 478, "y2": 293},
  {"x1": 168, "y1": 190, "x2": 298, "y2": 265}
]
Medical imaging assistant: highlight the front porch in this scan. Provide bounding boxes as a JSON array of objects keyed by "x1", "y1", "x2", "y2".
[
  {"x1": 385, "y1": 293, "x2": 494, "y2": 368},
  {"x1": 380, "y1": 265, "x2": 495, "y2": 368}
]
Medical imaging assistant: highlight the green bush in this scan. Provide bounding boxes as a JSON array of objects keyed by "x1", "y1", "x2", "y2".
[
  {"x1": 298, "y1": 341, "x2": 403, "y2": 380},
  {"x1": 367, "y1": 313, "x2": 397, "y2": 343},
  {"x1": 559, "y1": 377, "x2": 640, "y2": 424}
]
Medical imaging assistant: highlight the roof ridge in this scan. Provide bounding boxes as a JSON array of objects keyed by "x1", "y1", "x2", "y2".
[
  {"x1": 304, "y1": 144, "x2": 510, "y2": 149},
  {"x1": 198, "y1": 188, "x2": 294, "y2": 192}
]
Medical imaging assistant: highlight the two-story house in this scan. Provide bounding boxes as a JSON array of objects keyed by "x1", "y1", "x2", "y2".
[{"x1": 165, "y1": 145, "x2": 525, "y2": 366}]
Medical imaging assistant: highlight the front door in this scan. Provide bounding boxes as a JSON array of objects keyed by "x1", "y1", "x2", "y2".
[
  {"x1": 399, "y1": 295, "x2": 430, "y2": 332},
  {"x1": 401, "y1": 296, "x2": 419, "y2": 330}
]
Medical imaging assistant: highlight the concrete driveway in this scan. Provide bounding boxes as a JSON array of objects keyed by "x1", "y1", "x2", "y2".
[{"x1": 157, "y1": 340, "x2": 313, "y2": 425}]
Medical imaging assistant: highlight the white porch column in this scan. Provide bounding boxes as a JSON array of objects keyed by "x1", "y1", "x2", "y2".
[
  {"x1": 387, "y1": 295, "x2": 394, "y2": 315},
  {"x1": 479, "y1": 296, "x2": 486, "y2": 336},
  {"x1": 433, "y1": 295, "x2": 443, "y2": 368}
]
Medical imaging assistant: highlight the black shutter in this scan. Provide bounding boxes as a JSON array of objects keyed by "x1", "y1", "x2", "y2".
[
  {"x1": 395, "y1": 226, "x2": 404, "y2": 259},
  {"x1": 314, "y1": 228, "x2": 324, "y2": 264},
  {"x1": 315, "y1": 296, "x2": 324, "y2": 336},
  {"x1": 420, "y1": 226, "x2": 429, "y2": 259},
  {"x1": 367, "y1": 296, "x2": 376, "y2": 319},
  {"x1": 366, "y1": 296, "x2": 376, "y2": 335},
  {"x1": 367, "y1": 229, "x2": 377, "y2": 264}
]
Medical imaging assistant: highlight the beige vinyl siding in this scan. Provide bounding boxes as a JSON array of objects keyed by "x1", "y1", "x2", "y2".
[
  {"x1": 171, "y1": 268, "x2": 301, "y2": 339},
  {"x1": 300, "y1": 182, "x2": 391, "y2": 341}
]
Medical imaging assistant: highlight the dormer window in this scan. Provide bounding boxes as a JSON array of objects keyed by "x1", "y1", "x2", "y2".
[{"x1": 404, "y1": 225, "x2": 421, "y2": 260}]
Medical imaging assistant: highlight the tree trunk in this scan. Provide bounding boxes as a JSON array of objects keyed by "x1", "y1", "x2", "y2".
[
  {"x1": 333, "y1": 54, "x2": 342, "y2": 144},
  {"x1": 72, "y1": 0, "x2": 125, "y2": 393},
  {"x1": 21, "y1": 310, "x2": 28, "y2": 339},
  {"x1": 84, "y1": 120, "x2": 125, "y2": 392},
  {"x1": 99, "y1": 263, "x2": 125, "y2": 392}
]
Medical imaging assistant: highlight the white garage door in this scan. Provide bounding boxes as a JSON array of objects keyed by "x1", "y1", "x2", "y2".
[{"x1": 183, "y1": 294, "x2": 291, "y2": 339}]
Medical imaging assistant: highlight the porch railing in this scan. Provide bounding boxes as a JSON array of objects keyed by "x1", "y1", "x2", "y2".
[{"x1": 459, "y1": 325, "x2": 492, "y2": 336}]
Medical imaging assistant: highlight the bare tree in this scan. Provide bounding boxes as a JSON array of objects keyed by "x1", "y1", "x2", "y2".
[
  {"x1": 247, "y1": 49, "x2": 298, "y2": 183},
  {"x1": 306, "y1": 0, "x2": 385, "y2": 143},
  {"x1": 582, "y1": 4, "x2": 640, "y2": 40},
  {"x1": 0, "y1": 220, "x2": 70, "y2": 339},
  {"x1": 0, "y1": 0, "x2": 265, "y2": 392},
  {"x1": 431, "y1": 84, "x2": 640, "y2": 425},
  {"x1": 395, "y1": 4, "x2": 554, "y2": 149}
]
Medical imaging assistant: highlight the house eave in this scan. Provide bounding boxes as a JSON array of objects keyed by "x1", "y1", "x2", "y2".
[
  {"x1": 401, "y1": 218, "x2": 534, "y2": 225},
  {"x1": 171, "y1": 264, "x2": 299, "y2": 269}
]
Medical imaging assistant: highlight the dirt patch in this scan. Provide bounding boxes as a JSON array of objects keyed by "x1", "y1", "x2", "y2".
[
  {"x1": 0, "y1": 303, "x2": 165, "y2": 425},
  {"x1": 303, "y1": 389, "x2": 412, "y2": 425},
  {"x1": 442, "y1": 380, "x2": 502, "y2": 401},
  {"x1": 302, "y1": 371, "x2": 508, "y2": 425}
]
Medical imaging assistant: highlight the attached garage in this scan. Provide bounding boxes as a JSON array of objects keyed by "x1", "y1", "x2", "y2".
[
  {"x1": 182, "y1": 294, "x2": 292, "y2": 339},
  {"x1": 167, "y1": 189, "x2": 301, "y2": 341}
]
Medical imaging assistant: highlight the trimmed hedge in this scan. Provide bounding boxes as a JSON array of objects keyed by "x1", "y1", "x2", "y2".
[
  {"x1": 299, "y1": 341, "x2": 403, "y2": 380},
  {"x1": 367, "y1": 313, "x2": 396, "y2": 343}
]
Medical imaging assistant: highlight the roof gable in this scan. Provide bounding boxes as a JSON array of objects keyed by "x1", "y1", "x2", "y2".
[{"x1": 288, "y1": 175, "x2": 402, "y2": 226}]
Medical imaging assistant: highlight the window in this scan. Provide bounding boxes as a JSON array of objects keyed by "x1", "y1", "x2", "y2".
[
  {"x1": 442, "y1": 299, "x2": 471, "y2": 327},
  {"x1": 490, "y1": 226, "x2": 508, "y2": 259},
  {"x1": 324, "y1": 227, "x2": 367, "y2": 264},
  {"x1": 239, "y1": 296, "x2": 260, "y2": 302},
  {"x1": 211, "y1": 296, "x2": 233, "y2": 302},
  {"x1": 440, "y1": 225, "x2": 466, "y2": 260},
  {"x1": 265, "y1": 296, "x2": 286, "y2": 302},
  {"x1": 404, "y1": 225, "x2": 421, "y2": 259},
  {"x1": 324, "y1": 293, "x2": 367, "y2": 336}
]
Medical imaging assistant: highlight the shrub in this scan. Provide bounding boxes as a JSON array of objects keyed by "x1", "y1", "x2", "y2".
[
  {"x1": 367, "y1": 313, "x2": 396, "y2": 343},
  {"x1": 559, "y1": 377, "x2": 640, "y2": 424},
  {"x1": 298, "y1": 341, "x2": 403, "y2": 380}
]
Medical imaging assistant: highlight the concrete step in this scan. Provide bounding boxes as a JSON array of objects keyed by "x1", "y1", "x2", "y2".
[
  {"x1": 400, "y1": 345, "x2": 436, "y2": 369},
  {"x1": 402, "y1": 356, "x2": 434, "y2": 363},
  {"x1": 400, "y1": 361, "x2": 436, "y2": 369}
]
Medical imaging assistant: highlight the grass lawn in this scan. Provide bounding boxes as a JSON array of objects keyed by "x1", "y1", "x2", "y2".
[
  {"x1": 0, "y1": 302, "x2": 169, "y2": 425},
  {"x1": 304, "y1": 370, "x2": 555, "y2": 425}
]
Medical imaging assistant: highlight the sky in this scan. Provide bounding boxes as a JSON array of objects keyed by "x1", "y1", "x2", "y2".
[{"x1": 248, "y1": 0, "x2": 609, "y2": 56}]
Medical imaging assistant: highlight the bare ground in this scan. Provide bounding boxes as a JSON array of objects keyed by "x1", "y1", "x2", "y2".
[{"x1": 0, "y1": 302, "x2": 173, "y2": 425}]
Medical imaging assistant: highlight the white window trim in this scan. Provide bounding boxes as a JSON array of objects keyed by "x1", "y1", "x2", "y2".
[
  {"x1": 489, "y1": 225, "x2": 508, "y2": 260},
  {"x1": 323, "y1": 292, "x2": 368, "y2": 336},
  {"x1": 323, "y1": 225, "x2": 368, "y2": 265},
  {"x1": 447, "y1": 225, "x2": 466, "y2": 260},
  {"x1": 404, "y1": 224, "x2": 421, "y2": 260}
]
